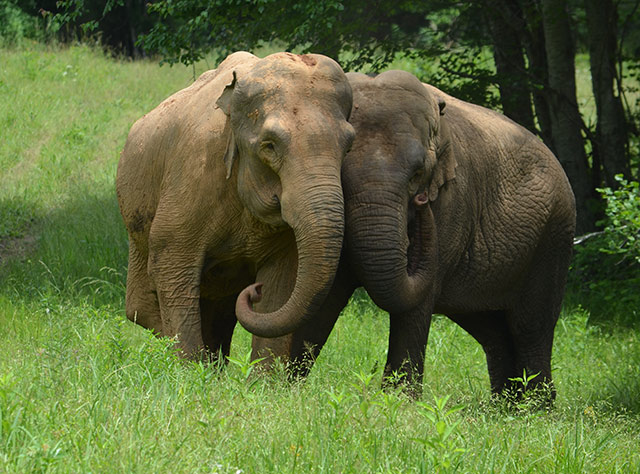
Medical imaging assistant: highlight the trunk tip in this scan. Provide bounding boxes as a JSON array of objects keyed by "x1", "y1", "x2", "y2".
[
  {"x1": 249, "y1": 282, "x2": 263, "y2": 303},
  {"x1": 237, "y1": 282, "x2": 263, "y2": 313}
]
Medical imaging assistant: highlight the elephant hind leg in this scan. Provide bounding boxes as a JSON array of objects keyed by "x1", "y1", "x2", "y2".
[
  {"x1": 505, "y1": 303, "x2": 558, "y2": 401},
  {"x1": 448, "y1": 310, "x2": 517, "y2": 395},
  {"x1": 505, "y1": 228, "x2": 572, "y2": 401},
  {"x1": 125, "y1": 241, "x2": 162, "y2": 334},
  {"x1": 200, "y1": 295, "x2": 238, "y2": 364}
]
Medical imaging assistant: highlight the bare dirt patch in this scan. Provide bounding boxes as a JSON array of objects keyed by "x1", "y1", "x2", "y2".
[{"x1": 0, "y1": 233, "x2": 37, "y2": 266}]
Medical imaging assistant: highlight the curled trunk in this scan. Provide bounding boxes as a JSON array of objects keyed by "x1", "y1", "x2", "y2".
[
  {"x1": 346, "y1": 185, "x2": 435, "y2": 314},
  {"x1": 235, "y1": 168, "x2": 344, "y2": 338}
]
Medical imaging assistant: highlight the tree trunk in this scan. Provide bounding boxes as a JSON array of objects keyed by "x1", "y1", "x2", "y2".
[
  {"x1": 484, "y1": 0, "x2": 536, "y2": 132},
  {"x1": 520, "y1": 0, "x2": 555, "y2": 152},
  {"x1": 541, "y1": 0, "x2": 595, "y2": 233},
  {"x1": 584, "y1": 0, "x2": 630, "y2": 187}
]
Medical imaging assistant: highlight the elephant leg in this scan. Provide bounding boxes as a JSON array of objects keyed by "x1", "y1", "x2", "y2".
[
  {"x1": 287, "y1": 260, "x2": 357, "y2": 379},
  {"x1": 505, "y1": 228, "x2": 571, "y2": 401},
  {"x1": 384, "y1": 303, "x2": 432, "y2": 397},
  {"x1": 148, "y1": 241, "x2": 205, "y2": 358},
  {"x1": 505, "y1": 306, "x2": 556, "y2": 400},
  {"x1": 200, "y1": 295, "x2": 238, "y2": 364},
  {"x1": 124, "y1": 239, "x2": 162, "y2": 334},
  {"x1": 447, "y1": 311, "x2": 517, "y2": 395}
]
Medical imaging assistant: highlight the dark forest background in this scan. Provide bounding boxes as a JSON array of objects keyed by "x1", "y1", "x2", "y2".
[
  {"x1": 2, "y1": 0, "x2": 639, "y2": 321},
  {"x1": 3, "y1": 0, "x2": 640, "y2": 233}
]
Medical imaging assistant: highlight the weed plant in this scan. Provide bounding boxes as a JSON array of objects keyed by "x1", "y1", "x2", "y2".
[
  {"x1": 569, "y1": 175, "x2": 640, "y2": 326},
  {"x1": 0, "y1": 45, "x2": 639, "y2": 473}
]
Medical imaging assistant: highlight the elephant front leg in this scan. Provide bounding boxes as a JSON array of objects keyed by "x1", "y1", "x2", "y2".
[
  {"x1": 200, "y1": 295, "x2": 238, "y2": 364},
  {"x1": 251, "y1": 245, "x2": 298, "y2": 368},
  {"x1": 124, "y1": 239, "x2": 162, "y2": 333},
  {"x1": 148, "y1": 247, "x2": 206, "y2": 359},
  {"x1": 384, "y1": 303, "x2": 432, "y2": 397}
]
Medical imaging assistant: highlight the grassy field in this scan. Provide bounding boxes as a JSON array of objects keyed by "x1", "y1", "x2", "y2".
[{"x1": 1, "y1": 43, "x2": 639, "y2": 473}]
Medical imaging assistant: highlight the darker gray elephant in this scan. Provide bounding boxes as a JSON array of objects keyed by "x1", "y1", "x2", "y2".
[
  {"x1": 253, "y1": 69, "x2": 576, "y2": 400},
  {"x1": 117, "y1": 52, "x2": 355, "y2": 359}
]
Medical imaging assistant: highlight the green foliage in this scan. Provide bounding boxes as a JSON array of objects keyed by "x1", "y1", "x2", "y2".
[
  {"x1": 49, "y1": 0, "x2": 499, "y2": 106},
  {"x1": 413, "y1": 395, "x2": 466, "y2": 472},
  {"x1": 0, "y1": 197, "x2": 36, "y2": 241},
  {"x1": 133, "y1": 1, "x2": 503, "y2": 108},
  {"x1": 569, "y1": 175, "x2": 640, "y2": 325},
  {"x1": 407, "y1": 46, "x2": 500, "y2": 110},
  {"x1": 501, "y1": 369, "x2": 556, "y2": 416},
  {"x1": 597, "y1": 175, "x2": 640, "y2": 263},
  {"x1": 135, "y1": 0, "x2": 426, "y2": 70},
  {"x1": 4, "y1": 289, "x2": 638, "y2": 472},
  {"x1": 226, "y1": 349, "x2": 265, "y2": 382},
  {"x1": 0, "y1": 44, "x2": 191, "y2": 302},
  {"x1": 0, "y1": 0, "x2": 39, "y2": 43}
]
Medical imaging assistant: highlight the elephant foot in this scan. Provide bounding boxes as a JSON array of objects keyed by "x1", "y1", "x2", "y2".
[
  {"x1": 382, "y1": 362, "x2": 424, "y2": 399},
  {"x1": 491, "y1": 374, "x2": 555, "y2": 412}
]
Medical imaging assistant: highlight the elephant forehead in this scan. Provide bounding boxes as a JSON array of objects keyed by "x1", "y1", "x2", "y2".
[
  {"x1": 237, "y1": 73, "x2": 345, "y2": 104},
  {"x1": 353, "y1": 127, "x2": 424, "y2": 161},
  {"x1": 351, "y1": 77, "x2": 437, "y2": 130},
  {"x1": 352, "y1": 98, "x2": 429, "y2": 139},
  {"x1": 236, "y1": 58, "x2": 348, "y2": 103},
  {"x1": 256, "y1": 52, "x2": 345, "y2": 80}
]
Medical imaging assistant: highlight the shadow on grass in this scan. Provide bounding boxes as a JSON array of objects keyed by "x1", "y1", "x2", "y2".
[{"x1": 0, "y1": 184, "x2": 129, "y2": 308}]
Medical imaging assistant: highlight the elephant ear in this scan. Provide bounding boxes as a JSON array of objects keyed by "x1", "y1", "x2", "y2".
[
  {"x1": 427, "y1": 100, "x2": 457, "y2": 202},
  {"x1": 221, "y1": 128, "x2": 238, "y2": 179},
  {"x1": 216, "y1": 70, "x2": 237, "y2": 114},
  {"x1": 216, "y1": 71, "x2": 239, "y2": 179}
]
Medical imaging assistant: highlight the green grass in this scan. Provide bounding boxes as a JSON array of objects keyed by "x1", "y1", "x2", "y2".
[{"x1": 1, "y1": 43, "x2": 640, "y2": 473}]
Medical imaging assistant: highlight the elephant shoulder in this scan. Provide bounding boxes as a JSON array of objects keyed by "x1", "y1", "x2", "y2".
[{"x1": 123, "y1": 53, "x2": 258, "y2": 158}]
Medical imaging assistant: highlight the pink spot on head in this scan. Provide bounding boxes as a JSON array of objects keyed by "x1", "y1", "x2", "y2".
[{"x1": 299, "y1": 55, "x2": 317, "y2": 67}]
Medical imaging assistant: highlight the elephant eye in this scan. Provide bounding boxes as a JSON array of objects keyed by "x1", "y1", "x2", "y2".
[
  {"x1": 259, "y1": 140, "x2": 280, "y2": 168},
  {"x1": 262, "y1": 142, "x2": 275, "y2": 153},
  {"x1": 408, "y1": 168, "x2": 425, "y2": 195}
]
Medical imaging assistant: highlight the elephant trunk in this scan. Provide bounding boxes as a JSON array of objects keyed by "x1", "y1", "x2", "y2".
[
  {"x1": 345, "y1": 180, "x2": 435, "y2": 313},
  {"x1": 235, "y1": 163, "x2": 344, "y2": 338}
]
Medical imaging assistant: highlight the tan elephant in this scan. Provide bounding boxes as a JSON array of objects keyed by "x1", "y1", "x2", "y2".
[
  {"x1": 253, "y1": 70, "x2": 576, "y2": 400},
  {"x1": 116, "y1": 52, "x2": 355, "y2": 359}
]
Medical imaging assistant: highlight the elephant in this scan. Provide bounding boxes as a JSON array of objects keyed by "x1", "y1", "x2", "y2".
[
  {"x1": 116, "y1": 51, "x2": 355, "y2": 359},
  {"x1": 252, "y1": 69, "x2": 576, "y2": 400}
]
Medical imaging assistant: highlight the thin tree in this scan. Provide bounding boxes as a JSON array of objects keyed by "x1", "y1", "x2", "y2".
[
  {"x1": 483, "y1": 0, "x2": 536, "y2": 133},
  {"x1": 541, "y1": 0, "x2": 595, "y2": 232},
  {"x1": 585, "y1": 0, "x2": 630, "y2": 187}
]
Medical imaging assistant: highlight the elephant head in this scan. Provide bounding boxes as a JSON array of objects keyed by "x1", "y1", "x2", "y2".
[
  {"x1": 343, "y1": 70, "x2": 456, "y2": 313},
  {"x1": 218, "y1": 53, "x2": 355, "y2": 337}
]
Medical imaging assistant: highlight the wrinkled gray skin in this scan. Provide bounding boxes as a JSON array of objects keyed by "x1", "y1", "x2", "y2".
[
  {"x1": 117, "y1": 52, "x2": 355, "y2": 359},
  {"x1": 253, "y1": 70, "x2": 576, "y2": 399}
]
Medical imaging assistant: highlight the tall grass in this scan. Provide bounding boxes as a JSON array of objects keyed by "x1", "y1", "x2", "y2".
[{"x1": 1, "y1": 44, "x2": 639, "y2": 473}]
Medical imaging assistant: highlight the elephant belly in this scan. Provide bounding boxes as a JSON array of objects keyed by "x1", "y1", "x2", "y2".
[{"x1": 435, "y1": 244, "x2": 534, "y2": 313}]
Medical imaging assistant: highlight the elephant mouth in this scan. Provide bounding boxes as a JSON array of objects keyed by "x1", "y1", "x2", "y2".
[{"x1": 407, "y1": 195, "x2": 426, "y2": 276}]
